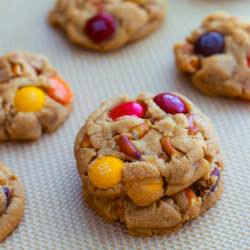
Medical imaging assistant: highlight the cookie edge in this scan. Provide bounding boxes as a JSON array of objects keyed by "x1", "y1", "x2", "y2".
[{"x1": 0, "y1": 164, "x2": 25, "y2": 242}]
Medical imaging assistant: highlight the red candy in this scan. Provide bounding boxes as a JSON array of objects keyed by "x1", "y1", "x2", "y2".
[
  {"x1": 85, "y1": 12, "x2": 116, "y2": 43},
  {"x1": 109, "y1": 101, "x2": 146, "y2": 120},
  {"x1": 154, "y1": 93, "x2": 188, "y2": 114},
  {"x1": 247, "y1": 55, "x2": 250, "y2": 67}
]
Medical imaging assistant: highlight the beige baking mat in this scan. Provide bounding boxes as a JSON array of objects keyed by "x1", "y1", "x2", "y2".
[{"x1": 0, "y1": 0, "x2": 250, "y2": 249}]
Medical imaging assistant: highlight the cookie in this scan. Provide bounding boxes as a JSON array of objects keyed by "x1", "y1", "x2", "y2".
[
  {"x1": 49, "y1": 0, "x2": 167, "y2": 51},
  {"x1": 74, "y1": 92, "x2": 224, "y2": 236},
  {"x1": 0, "y1": 52, "x2": 73, "y2": 142},
  {"x1": 174, "y1": 12, "x2": 250, "y2": 100},
  {"x1": 0, "y1": 163, "x2": 25, "y2": 241}
]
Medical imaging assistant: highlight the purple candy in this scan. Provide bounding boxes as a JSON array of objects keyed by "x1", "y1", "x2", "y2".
[
  {"x1": 3, "y1": 186, "x2": 10, "y2": 200},
  {"x1": 153, "y1": 93, "x2": 188, "y2": 115},
  {"x1": 211, "y1": 167, "x2": 220, "y2": 177},
  {"x1": 211, "y1": 185, "x2": 217, "y2": 192},
  {"x1": 194, "y1": 31, "x2": 225, "y2": 57},
  {"x1": 210, "y1": 168, "x2": 220, "y2": 192}
]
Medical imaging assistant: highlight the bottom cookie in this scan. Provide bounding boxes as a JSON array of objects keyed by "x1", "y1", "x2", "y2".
[
  {"x1": 0, "y1": 163, "x2": 25, "y2": 241},
  {"x1": 83, "y1": 167, "x2": 223, "y2": 237}
]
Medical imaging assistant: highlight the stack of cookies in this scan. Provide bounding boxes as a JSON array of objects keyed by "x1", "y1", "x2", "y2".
[{"x1": 74, "y1": 92, "x2": 224, "y2": 236}]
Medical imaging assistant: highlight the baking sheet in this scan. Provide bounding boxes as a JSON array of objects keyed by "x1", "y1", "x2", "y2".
[{"x1": 0, "y1": 0, "x2": 250, "y2": 249}]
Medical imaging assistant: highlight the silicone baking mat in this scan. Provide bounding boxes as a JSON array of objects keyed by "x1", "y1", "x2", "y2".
[{"x1": 0, "y1": 0, "x2": 250, "y2": 249}]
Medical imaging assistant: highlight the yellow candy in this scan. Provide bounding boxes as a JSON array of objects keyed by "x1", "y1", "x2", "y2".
[
  {"x1": 14, "y1": 87, "x2": 45, "y2": 112},
  {"x1": 88, "y1": 156, "x2": 124, "y2": 189},
  {"x1": 127, "y1": 178, "x2": 164, "y2": 207}
]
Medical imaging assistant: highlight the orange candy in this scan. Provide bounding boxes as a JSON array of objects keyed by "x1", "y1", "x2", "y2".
[
  {"x1": 47, "y1": 76, "x2": 73, "y2": 105},
  {"x1": 127, "y1": 178, "x2": 164, "y2": 207}
]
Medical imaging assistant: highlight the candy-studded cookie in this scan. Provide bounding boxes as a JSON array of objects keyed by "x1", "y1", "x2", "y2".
[
  {"x1": 74, "y1": 92, "x2": 224, "y2": 236},
  {"x1": 0, "y1": 52, "x2": 73, "y2": 142},
  {"x1": 49, "y1": 0, "x2": 167, "y2": 51},
  {"x1": 0, "y1": 163, "x2": 25, "y2": 241},
  {"x1": 174, "y1": 13, "x2": 250, "y2": 100}
]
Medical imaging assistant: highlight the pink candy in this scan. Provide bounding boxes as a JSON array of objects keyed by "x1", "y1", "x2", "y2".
[{"x1": 109, "y1": 101, "x2": 146, "y2": 120}]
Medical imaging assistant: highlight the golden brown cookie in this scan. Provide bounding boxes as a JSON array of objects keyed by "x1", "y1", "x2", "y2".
[
  {"x1": 0, "y1": 163, "x2": 25, "y2": 241},
  {"x1": 174, "y1": 12, "x2": 250, "y2": 100},
  {"x1": 0, "y1": 52, "x2": 73, "y2": 142},
  {"x1": 74, "y1": 92, "x2": 224, "y2": 236},
  {"x1": 49, "y1": 0, "x2": 167, "y2": 51}
]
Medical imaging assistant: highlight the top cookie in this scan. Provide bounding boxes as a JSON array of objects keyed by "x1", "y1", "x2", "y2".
[
  {"x1": 174, "y1": 13, "x2": 250, "y2": 100},
  {"x1": 74, "y1": 92, "x2": 223, "y2": 236},
  {"x1": 49, "y1": 0, "x2": 167, "y2": 51},
  {"x1": 0, "y1": 52, "x2": 73, "y2": 142}
]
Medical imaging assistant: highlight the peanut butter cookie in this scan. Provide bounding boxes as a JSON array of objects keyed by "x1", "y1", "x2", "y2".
[
  {"x1": 174, "y1": 13, "x2": 250, "y2": 100},
  {"x1": 74, "y1": 92, "x2": 224, "y2": 236},
  {"x1": 0, "y1": 163, "x2": 25, "y2": 241},
  {"x1": 49, "y1": 0, "x2": 167, "y2": 51},
  {"x1": 0, "y1": 52, "x2": 73, "y2": 142}
]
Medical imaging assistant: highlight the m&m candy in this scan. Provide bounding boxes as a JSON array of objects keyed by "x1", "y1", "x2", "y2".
[
  {"x1": 154, "y1": 93, "x2": 188, "y2": 114},
  {"x1": 109, "y1": 101, "x2": 146, "y2": 120},
  {"x1": 88, "y1": 156, "x2": 124, "y2": 189},
  {"x1": 85, "y1": 12, "x2": 116, "y2": 43},
  {"x1": 127, "y1": 178, "x2": 164, "y2": 206},
  {"x1": 14, "y1": 86, "x2": 45, "y2": 112},
  {"x1": 47, "y1": 76, "x2": 73, "y2": 105}
]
